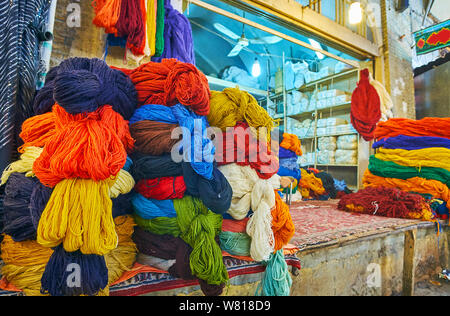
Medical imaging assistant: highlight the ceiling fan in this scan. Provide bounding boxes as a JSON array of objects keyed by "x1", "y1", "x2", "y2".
[{"x1": 213, "y1": 22, "x2": 282, "y2": 57}]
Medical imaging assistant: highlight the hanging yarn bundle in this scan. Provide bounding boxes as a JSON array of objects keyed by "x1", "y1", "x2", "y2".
[
  {"x1": 151, "y1": 0, "x2": 195, "y2": 64},
  {"x1": 350, "y1": 69, "x2": 381, "y2": 141},
  {"x1": 115, "y1": 58, "x2": 210, "y2": 115}
]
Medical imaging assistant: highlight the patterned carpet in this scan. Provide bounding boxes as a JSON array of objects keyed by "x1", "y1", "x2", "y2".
[{"x1": 289, "y1": 200, "x2": 425, "y2": 249}]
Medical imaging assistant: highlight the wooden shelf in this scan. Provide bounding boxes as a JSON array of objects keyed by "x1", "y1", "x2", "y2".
[
  {"x1": 299, "y1": 68, "x2": 359, "y2": 91},
  {"x1": 316, "y1": 164, "x2": 358, "y2": 167},
  {"x1": 206, "y1": 75, "x2": 267, "y2": 98},
  {"x1": 288, "y1": 102, "x2": 352, "y2": 120},
  {"x1": 299, "y1": 130, "x2": 358, "y2": 140}
]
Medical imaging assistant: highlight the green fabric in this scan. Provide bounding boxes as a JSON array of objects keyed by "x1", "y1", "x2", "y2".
[
  {"x1": 368, "y1": 155, "x2": 450, "y2": 188},
  {"x1": 173, "y1": 196, "x2": 228, "y2": 286},
  {"x1": 155, "y1": 0, "x2": 165, "y2": 57}
]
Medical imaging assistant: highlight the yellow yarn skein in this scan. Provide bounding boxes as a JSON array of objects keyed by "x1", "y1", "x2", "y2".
[
  {"x1": 208, "y1": 87, "x2": 275, "y2": 139},
  {"x1": 1, "y1": 235, "x2": 53, "y2": 296},
  {"x1": 1, "y1": 146, "x2": 43, "y2": 185},
  {"x1": 37, "y1": 178, "x2": 117, "y2": 255}
]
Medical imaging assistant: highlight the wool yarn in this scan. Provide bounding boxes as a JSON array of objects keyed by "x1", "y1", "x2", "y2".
[
  {"x1": 173, "y1": 196, "x2": 228, "y2": 286},
  {"x1": 35, "y1": 58, "x2": 137, "y2": 119},
  {"x1": 216, "y1": 122, "x2": 279, "y2": 179},
  {"x1": 155, "y1": 0, "x2": 165, "y2": 56},
  {"x1": 219, "y1": 164, "x2": 280, "y2": 262},
  {"x1": 110, "y1": 169, "x2": 135, "y2": 199},
  {"x1": 37, "y1": 178, "x2": 117, "y2": 255},
  {"x1": 112, "y1": 192, "x2": 134, "y2": 219},
  {"x1": 315, "y1": 172, "x2": 337, "y2": 199},
  {"x1": 271, "y1": 192, "x2": 295, "y2": 252},
  {"x1": 151, "y1": 0, "x2": 195, "y2": 64},
  {"x1": 277, "y1": 166, "x2": 301, "y2": 181},
  {"x1": 129, "y1": 103, "x2": 215, "y2": 180},
  {"x1": 1, "y1": 146, "x2": 42, "y2": 185},
  {"x1": 40, "y1": 245, "x2": 109, "y2": 296},
  {"x1": 280, "y1": 133, "x2": 302, "y2": 156},
  {"x1": 375, "y1": 147, "x2": 450, "y2": 172},
  {"x1": 350, "y1": 69, "x2": 381, "y2": 141},
  {"x1": 338, "y1": 186, "x2": 434, "y2": 221},
  {"x1": 368, "y1": 72, "x2": 393, "y2": 122},
  {"x1": 18, "y1": 112, "x2": 55, "y2": 153},
  {"x1": 255, "y1": 249, "x2": 292, "y2": 296},
  {"x1": 279, "y1": 157, "x2": 300, "y2": 171},
  {"x1": 182, "y1": 162, "x2": 232, "y2": 215},
  {"x1": 131, "y1": 193, "x2": 177, "y2": 219},
  {"x1": 2, "y1": 173, "x2": 40, "y2": 241},
  {"x1": 130, "y1": 153, "x2": 183, "y2": 183},
  {"x1": 372, "y1": 135, "x2": 450, "y2": 151},
  {"x1": 363, "y1": 169, "x2": 450, "y2": 210},
  {"x1": 299, "y1": 169, "x2": 326, "y2": 196},
  {"x1": 104, "y1": 215, "x2": 137, "y2": 285},
  {"x1": 368, "y1": 155, "x2": 450, "y2": 189},
  {"x1": 135, "y1": 176, "x2": 186, "y2": 200},
  {"x1": 132, "y1": 226, "x2": 225, "y2": 296},
  {"x1": 0, "y1": 235, "x2": 53, "y2": 296},
  {"x1": 134, "y1": 213, "x2": 181, "y2": 237},
  {"x1": 115, "y1": 0, "x2": 146, "y2": 56},
  {"x1": 116, "y1": 58, "x2": 210, "y2": 115},
  {"x1": 29, "y1": 180, "x2": 53, "y2": 231},
  {"x1": 92, "y1": 0, "x2": 121, "y2": 34},
  {"x1": 219, "y1": 231, "x2": 251, "y2": 257},
  {"x1": 374, "y1": 117, "x2": 450, "y2": 139},
  {"x1": 208, "y1": 88, "x2": 274, "y2": 137},
  {"x1": 33, "y1": 105, "x2": 132, "y2": 187},
  {"x1": 279, "y1": 147, "x2": 297, "y2": 159},
  {"x1": 130, "y1": 120, "x2": 181, "y2": 156},
  {"x1": 145, "y1": 0, "x2": 157, "y2": 56}
]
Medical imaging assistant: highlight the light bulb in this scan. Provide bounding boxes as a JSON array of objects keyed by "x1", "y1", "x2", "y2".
[
  {"x1": 308, "y1": 39, "x2": 325, "y2": 60},
  {"x1": 252, "y1": 58, "x2": 261, "y2": 77},
  {"x1": 349, "y1": 2, "x2": 363, "y2": 24}
]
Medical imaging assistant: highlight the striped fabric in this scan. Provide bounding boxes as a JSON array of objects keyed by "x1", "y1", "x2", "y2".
[{"x1": 0, "y1": 0, "x2": 52, "y2": 172}]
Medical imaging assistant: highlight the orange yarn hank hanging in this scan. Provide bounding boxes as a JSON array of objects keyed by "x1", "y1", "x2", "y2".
[
  {"x1": 271, "y1": 192, "x2": 295, "y2": 252},
  {"x1": 280, "y1": 133, "x2": 302, "y2": 156},
  {"x1": 18, "y1": 111, "x2": 56, "y2": 153},
  {"x1": 33, "y1": 104, "x2": 133, "y2": 188},
  {"x1": 92, "y1": 0, "x2": 122, "y2": 34}
]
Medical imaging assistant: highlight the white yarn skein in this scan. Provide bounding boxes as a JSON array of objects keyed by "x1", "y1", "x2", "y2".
[
  {"x1": 110, "y1": 169, "x2": 135, "y2": 198},
  {"x1": 219, "y1": 164, "x2": 280, "y2": 262}
]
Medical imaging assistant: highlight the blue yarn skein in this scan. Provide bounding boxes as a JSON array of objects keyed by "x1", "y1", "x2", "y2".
[
  {"x1": 35, "y1": 57, "x2": 137, "y2": 119},
  {"x1": 131, "y1": 193, "x2": 177, "y2": 219},
  {"x1": 40, "y1": 245, "x2": 108, "y2": 296}
]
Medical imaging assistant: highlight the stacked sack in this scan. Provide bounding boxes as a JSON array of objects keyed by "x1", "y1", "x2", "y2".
[
  {"x1": 359, "y1": 117, "x2": 450, "y2": 221},
  {"x1": 0, "y1": 57, "x2": 139, "y2": 296},
  {"x1": 118, "y1": 58, "x2": 232, "y2": 296},
  {"x1": 277, "y1": 133, "x2": 303, "y2": 200},
  {"x1": 208, "y1": 87, "x2": 295, "y2": 296},
  {"x1": 92, "y1": 0, "x2": 194, "y2": 64}
]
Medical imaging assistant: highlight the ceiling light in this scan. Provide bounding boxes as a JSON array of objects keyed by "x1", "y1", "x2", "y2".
[
  {"x1": 349, "y1": 2, "x2": 363, "y2": 24},
  {"x1": 252, "y1": 58, "x2": 261, "y2": 77}
]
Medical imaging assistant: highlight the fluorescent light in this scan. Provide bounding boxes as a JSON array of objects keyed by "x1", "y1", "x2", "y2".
[
  {"x1": 349, "y1": 2, "x2": 363, "y2": 24},
  {"x1": 252, "y1": 58, "x2": 261, "y2": 77},
  {"x1": 308, "y1": 38, "x2": 325, "y2": 60}
]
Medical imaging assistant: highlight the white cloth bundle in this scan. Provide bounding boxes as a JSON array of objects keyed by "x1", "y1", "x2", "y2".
[
  {"x1": 337, "y1": 135, "x2": 358, "y2": 150},
  {"x1": 318, "y1": 136, "x2": 337, "y2": 151},
  {"x1": 335, "y1": 149, "x2": 357, "y2": 164},
  {"x1": 219, "y1": 164, "x2": 280, "y2": 262},
  {"x1": 317, "y1": 150, "x2": 335, "y2": 164}
]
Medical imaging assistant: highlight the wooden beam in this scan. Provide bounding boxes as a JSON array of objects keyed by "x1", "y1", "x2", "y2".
[
  {"x1": 402, "y1": 229, "x2": 417, "y2": 296},
  {"x1": 189, "y1": 0, "x2": 360, "y2": 68}
]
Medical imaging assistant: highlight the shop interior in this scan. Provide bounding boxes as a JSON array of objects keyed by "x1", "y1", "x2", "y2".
[{"x1": 187, "y1": 0, "x2": 370, "y2": 190}]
